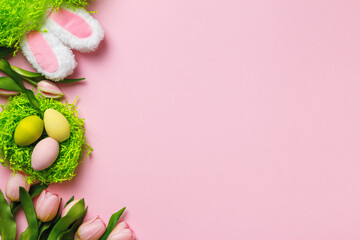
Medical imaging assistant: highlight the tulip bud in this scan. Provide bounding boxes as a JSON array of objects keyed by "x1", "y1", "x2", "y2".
[
  {"x1": 5, "y1": 173, "x2": 30, "y2": 201},
  {"x1": 77, "y1": 216, "x2": 107, "y2": 240},
  {"x1": 35, "y1": 189, "x2": 60, "y2": 222},
  {"x1": 108, "y1": 222, "x2": 135, "y2": 240},
  {"x1": 37, "y1": 80, "x2": 64, "y2": 99},
  {"x1": 0, "y1": 89, "x2": 18, "y2": 97},
  {"x1": 61, "y1": 199, "x2": 81, "y2": 217}
]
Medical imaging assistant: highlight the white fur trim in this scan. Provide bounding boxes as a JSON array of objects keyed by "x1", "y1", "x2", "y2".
[
  {"x1": 45, "y1": 7, "x2": 104, "y2": 53},
  {"x1": 20, "y1": 31, "x2": 76, "y2": 81}
]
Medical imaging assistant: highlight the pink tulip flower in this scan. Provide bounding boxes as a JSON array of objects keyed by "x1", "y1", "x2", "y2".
[
  {"x1": 37, "y1": 80, "x2": 64, "y2": 99},
  {"x1": 35, "y1": 189, "x2": 60, "y2": 222},
  {"x1": 108, "y1": 222, "x2": 135, "y2": 240},
  {"x1": 77, "y1": 216, "x2": 107, "y2": 240},
  {"x1": 0, "y1": 89, "x2": 18, "y2": 97},
  {"x1": 62, "y1": 199, "x2": 81, "y2": 217},
  {"x1": 5, "y1": 173, "x2": 30, "y2": 201}
]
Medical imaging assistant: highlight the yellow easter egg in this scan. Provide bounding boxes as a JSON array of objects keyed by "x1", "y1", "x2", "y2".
[
  {"x1": 44, "y1": 109, "x2": 70, "y2": 142},
  {"x1": 14, "y1": 115, "x2": 44, "y2": 146}
]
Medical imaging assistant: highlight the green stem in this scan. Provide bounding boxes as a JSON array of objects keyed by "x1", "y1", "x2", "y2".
[{"x1": 22, "y1": 77, "x2": 37, "y2": 86}]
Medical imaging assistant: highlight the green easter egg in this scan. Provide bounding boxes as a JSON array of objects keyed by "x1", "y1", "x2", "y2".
[{"x1": 14, "y1": 116, "x2": 44, "y2": 146}]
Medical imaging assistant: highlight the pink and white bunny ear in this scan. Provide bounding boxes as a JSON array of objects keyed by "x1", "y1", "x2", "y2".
[
  {"x1": 20, "y1": 31, "x2": 76, "y2": 81},
  {"x1": 44, "y1": 7, "x2": 104, "y2": 53}
]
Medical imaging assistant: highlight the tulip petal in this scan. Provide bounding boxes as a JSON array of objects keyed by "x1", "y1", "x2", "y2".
[
  {"x1": 5, "y1": 173, "x2": 30, "y2": 202},
  {"x1": 107, "y1": 222, "x2": 135, "y2": 240},
  {"x1": 35, "y1": 190, "x2": 60, "y2": 222},
  {"x1": 77, "y1": 216, "x2": 106, "y2": 240},
  {"x1": 0, "y1": 89, "x2": 18, "y2": 96},
  {"x1": 37, "y1": 80, "x2": 64, "y2": 99}
]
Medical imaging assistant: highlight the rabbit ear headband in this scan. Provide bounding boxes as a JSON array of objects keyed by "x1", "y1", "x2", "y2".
[
  {"x1": 0, "y1": 0, "x2": 103, "y2": 81},
  {"x1": 21, "y1": 7, "x2": 104, "y2": 81}
]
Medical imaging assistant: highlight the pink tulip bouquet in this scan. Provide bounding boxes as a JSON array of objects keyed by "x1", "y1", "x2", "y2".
[{"x1": 0, "y1": 173, "x2": 135, "y2": 240}]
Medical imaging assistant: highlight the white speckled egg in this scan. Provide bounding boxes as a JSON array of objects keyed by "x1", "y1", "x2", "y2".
[
  {"x1": 44, "y1": 109, "x2": 70, "y2": 142},
  {"x1": 31, "y1": 137, "x2": 59, "y2": 171}
]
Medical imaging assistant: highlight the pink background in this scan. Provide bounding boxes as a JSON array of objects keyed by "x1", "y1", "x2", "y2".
[{"x1": 2, "y1": 0, "x2": 360, "y2": 239}]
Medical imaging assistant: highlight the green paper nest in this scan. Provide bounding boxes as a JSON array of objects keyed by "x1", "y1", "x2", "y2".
[
  {"x1": 0, "y1": 94, "x2": 92, "y2": 184},
  {"x1": 0, "y1": 0, "x2": 91, "y2": 49}
]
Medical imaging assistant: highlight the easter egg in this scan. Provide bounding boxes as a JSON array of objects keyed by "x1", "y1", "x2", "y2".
[
  {"x1": 14, "y1": 115, "x2": 44, "y2": 146},
  {"x1": 44, "y1": 109, "x2": 70, "y2": 142},
  {"x1": 31, "y1": 137, "x2": 59, "y2": 171}
]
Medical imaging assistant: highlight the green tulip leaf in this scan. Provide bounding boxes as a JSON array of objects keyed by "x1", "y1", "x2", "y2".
[
  {"x1": 0, "y1": 189, "x2": 16, "y2": 240},
  {"x1": 10, "y1": 183, "x2": 48, "y2": 215},
  {"x1": 58, "y1": 207, "x2": 88, "y2": 240},
  {"x1": 0, "y1": 59, "x2": 25, "y2": 90},
  {"x1": 0, "y1": 76, "x2": 22, "y2": 91},
  {"x1": 38, "y1": 214, "x2": 61, "y2": 240},
  {"x1": 38, "y1": 221, "x2": 53, "y2": 240},
  {"x1": 24, "y1": 89, "x2": 41, "y2": 113},
  {"x1": 10, "y1": 65, "x2": 43, "y2": 80},
  {"x1": 58, "y1": 78, "x2": 85, "y2": 83},
  {"x1": 0, "y1": 47, "x2": 14, "y2": 59},
  {"x1": 19, "y1": 187, "x2": 39, "y2": 240},
  {"x1": 99, "y1": 207, "x2": 126, "y2": 240},
  {"x1": 39, "y1": 221, "x2": 52, "y2": 238},
  {"x1": 20, "y1": 228, "x2": 35, "y2": 240},
  {"x1": 48, "y1": 199, "x2": 85, "y2": 240}
]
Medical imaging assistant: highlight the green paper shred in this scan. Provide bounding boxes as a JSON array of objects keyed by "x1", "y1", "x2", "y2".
[
  {"x1": 0, "y1": 94, "x2": 92, "y2": 184},
  {"x1": 0, "y1": 0, "x2": 91, "y2": 49}
]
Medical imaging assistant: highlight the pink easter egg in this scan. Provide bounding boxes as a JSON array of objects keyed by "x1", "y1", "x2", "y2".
[{"x1": 31, "y1": 137, "x2": 59, "y2": 171}]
